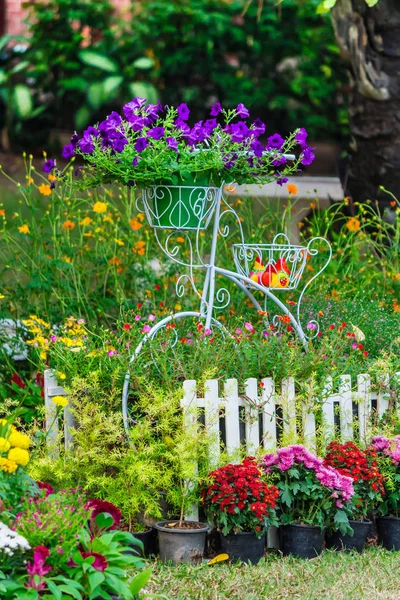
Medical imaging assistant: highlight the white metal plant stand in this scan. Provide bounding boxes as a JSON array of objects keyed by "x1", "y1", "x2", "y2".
[{"x1": 122, "y1": 181, "x2": 332, "y2": 431}]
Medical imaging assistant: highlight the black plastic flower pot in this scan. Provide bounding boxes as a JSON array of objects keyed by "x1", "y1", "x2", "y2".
[
  {"x1": 155, "y1": 520, "x2": 210, "y2": 564},
  {"x1": 280, "y1": 524, "x2": 324, "y2": 559},
  {"x1": 325, "y1": 520, "x2": 371, "y2": 553},
  {"x1": 127, "y1": 527, "x2": 158, "y2": 557},
  {"x1": 219, "y1": 531, "x2": 265, "y2": 564},
  {"x1": 377, "y1": 516, "x2": 400, "y2": 551}
]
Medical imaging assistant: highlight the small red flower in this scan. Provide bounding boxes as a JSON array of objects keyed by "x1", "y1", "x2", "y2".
[{"x1": 122, "y1": 323, "x2": 131, "y2": 330}]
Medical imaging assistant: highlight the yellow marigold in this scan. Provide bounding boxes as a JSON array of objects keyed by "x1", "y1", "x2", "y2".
[
  {"x1": 346, "y1": 217, "x2": 361, "y2": 232},
  {"x1": 57, "y1": 372, "x2": 66, "y2": 380},
  {"x1": 51, "y1": 395, "x2": 68, "y2": 407},
  {"x1": 38, "y1": 183, "x2": 52, "y2": 196},
  {"x1": 137, "y1": 213, "x2": 145, "y2": 222},
  {"x1": 0, "y1": 437, "x2": 11, "y2": 453},
  {"x1": 130, "y1": 218, "x2": 142, "y2": 231},
  {"x1": 287, "y1": 183, "x2": 298, "y2": 195},
  {"x1": 114, "y1": 238, "x2": 124, "y2": 246},
  {"x1": 93, "y1": 201, "x2": 107, "y2": 214},
  {"x1": 0, "y1": 457, "x2": 18, "y2": 473},
  {"x1": 8, "y1": 431, "x2": 31, "y2": 450},
  {"x1": 18, "y1": 224, "x2": 30, "y2": 234},
  {"x1": 80, "y1": 217, "x2": 92, "y2": 226},
  {"x1": 48, "y1": 174, "x2": 57, "y2": 182},
  {"x1": 62, "y1": 220, "x2": 75, "y2": 230},
  {"x1": 8, "y1": 447, "x2": 29, "y2": 466}
]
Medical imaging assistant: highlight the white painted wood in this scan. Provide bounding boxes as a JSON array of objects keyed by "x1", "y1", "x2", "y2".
[
  {"x1": 281, "y1": 377, "x2": 297, "y2": 443},
  {"x1": 261, "y1": 377, "x2": 276, "y2": 450},
  {"x1": 223, "y1": 379, "x2": 240, "y2": 460},
  {"x1": 44, "y1": 369, "x2": 61, "y2": 456},
  {"x1": 244, "y1": 378, "x2": 260, "y2": 455},
  {"x1": 181, "y1": 380, "x2": 199, "y2": 522},
  {"x1": 302, "y1": 400, "x2": 316, "y2": 453},
  {"x1": 339, "y1": 375, "x2": 353, "y2": 441},
  {"x1": 204, "y1": 379, "x2": 220, "y2": 469},
  {"x1": 321, "y1": 377, "x2": 335, "y2": 443},
  {"x1": 357, "y1": 374, "x2": 371, "y2": 445},
  {"x1": 377, "y1": 374, "x2": 390, "y2": 418}
]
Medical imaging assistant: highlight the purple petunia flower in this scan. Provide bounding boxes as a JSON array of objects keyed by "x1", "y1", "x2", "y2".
[
  {"x1": 204, "y1": 118, "x2": 217, "y2": 132},
  {"x1": 295, "y1": 127, "x2": 308, "y2": 147},
  {"x1": 251, "y1": 140, "x2": 264, "y2": 157},
  {"x1": 43, "y1": 159, "x2": 55, "y2": 173},
  {"x1": 62, "y1": 143, "x2": 75, "y2": 160},
  {"x1": 276, "y1": 176, "x2": 289, "y2": 186},
  {"x1": 106, "y1": 111, "x2": 122, "y2": 127},
  {"x1": 272, "y1": 155, "x2": 287, "y2": 167},
  {"x1": 252, "y1": 118, "x2": 266, "y2": 136},
  {"x1": 79, "y1": 134, "x2": 95, "y2": 154},
  {"x1": 132, "y1": 157, "x2": 139, "y2": 167},
  {"x1": 175, "y1": 120, "x2": 191, "y2": 136},
  {"x1": 230, "y1": 121, "x2": 249, "y2": 142},
  {"x1": 111, "y1": 132, "x2": 128, "y2": 153},
  {"x1": 223, "y1": 152, "x2": 238, "y2": 169},
  {"x1": 301, "y1": 146, "x2": 315, "y2": 166},
  {"x1": 236, "y1": 103, "x2": 249, "y2": 118},
  {"x1": 177, "y1": 103, "x2": 190, "y2": 121},
  {"x1": 147, "y1": 127, "x2": 165, "y2": 140},
  {"x1": 83, "y1": 126, "x2": 100, "y2": 139},
  {"x1": 187, "y1": 122, "x2": 209, "y2": 145},
  {"x1": 123, "y1": 97, "x2": 147, "y2": 122},
  {"x1": 70, "y1": 132, "x2": 80, "y2": 146},
  {"x1": 135, "y1": 137, "x2": 148, "y2": 153},
  {"x1": 267, "y1": 133, "x2": 284, "y2": 150},
  {"x1": 166, "y1": 137, "x2": 178, "y2": 151},
  {"x1": 210, "y1": 102, "x2": 222, "y2": 117}
]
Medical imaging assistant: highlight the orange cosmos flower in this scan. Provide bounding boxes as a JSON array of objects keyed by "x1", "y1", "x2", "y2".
[
  {"x1": 0, "y1": 209, "x2": 5, "y2": 217},
  {"x1": 38, "y1": 183, "x2": 52, "y2": 196},
  {"x1": 130, "y1": 218, "x2": 142, "y2": 231},
  {"x1": 93, "y1": 201, "x2": 107, "y2": 214},
  {"x1": 109, "y1": 257, "x2": 122, "y2": 265},
  {"x1": 80, "y1": 217, "x2": 92, "y2": 226},
  {"x1": 62, "y1": 220, "x2": 75, "y2": 230},
  {"x1": 18, "y1": 224, "x2": 30, "y2": 234},
  {"x1": 48, "y1": 174, "x2": 57, "y2": 182},
  {"x1": 287, "y1": 183, "x2": 298, "y2": 195},
  {"x1": 346, "y1": 217, "x2": 361, "y2": 232}
]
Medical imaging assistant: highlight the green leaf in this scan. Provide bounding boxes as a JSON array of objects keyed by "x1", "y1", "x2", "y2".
[
  {"x1": 103, "y1": 75, "x2": 123, "y2": 96},
  {"x1": 133, "y1": 57, "x2": 155, "y2": 70},
  {"x1": 0, "y1": 70, "x2": 7, "y2": 85},
  {"x1": 57, "y1": 585, "x2": 82, "y2": 600},
  {"x1": 45, "y1": 580, "x2": 62, "y2": 600},
  {"x1": 13, "y1": 84, "x2": 33, "y2": 119},
  {"x1": 106, "y1": 574, "x2": 132, "y2": 599},
  {"x1": 129, "y1": 82, "x2": 158, "y2": 104},
  {"x1": 87, "y1": 82, "x2": 105, "y2": 110},
  {"x1": 365, "y1": 0, "x2": 379, "y2": 5},
  {"x1": 78, "y1": 50, "x2": 118, "y2": 73},
  {"x1": 130, "y1": 568, "x2": 152, "y2": 595},
  {"x1": 88, "y1": 571, "x2": 105, "y2": 593},
  {"x1": 281, "y1": 482, "x2": 294, "y2": 506},
  {"x1": 74, "y1": 106, "x2": 91, "y2": 130},
  {"x1": 95, "y1": 512, "x2": 114, "y2": 529}
]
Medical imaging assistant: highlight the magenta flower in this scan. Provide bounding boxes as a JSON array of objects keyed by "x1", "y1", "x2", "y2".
[
  {"x1": 244, "y1": 322, "x2": 254, "y2": 332},
  {"x1": 307, "y1": 322, "x2": 317, "y2": 330},
  {"x1": 134, "y1": 315, "x2": 141, "y2": 321},
  {"x1": 148, "y1": 314, "x2": 156, "y2": 321},
  {"x1": 210, "y1": 102, "x2": 222, "y2": 117},
  {"x1": 236, "y1": 103, "x2": 249, "y2": 118},
  {"x1": 81, "y1": 551, "x2": 108, "y2": 572},
  {"x1": 371, "y1": 435, "x2": 390, "y2": 452},
  {"x1": 26, "y1": 546, "x2": 51, "y2": 590},
  {"x1": 204, "y1": 328, "x2": 212, "y2": 336},
  {"x1": 142, "y1": 324, "x2": 151, "y2": 333},
  {"x1": 86, "y1": 498, "x2": 122, "y2": 531}
]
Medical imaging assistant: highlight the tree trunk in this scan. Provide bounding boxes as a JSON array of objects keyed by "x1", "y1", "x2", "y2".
[{"x1": 331, "y1": 0, "x2": 400, "y2": 207}]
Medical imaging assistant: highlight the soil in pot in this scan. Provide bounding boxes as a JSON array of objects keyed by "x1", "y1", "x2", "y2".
[
  {"x1": 326, "y1": 520, "x2": 371, "y2": 553},
  {"x1": 377, "y1": 516, "x2": 400, "y2": 551},
  {"x1": 155, "y1": 520, "x2": 210, "y2": 564},
  {"x1": 280, "y1": 524, "x2": 324, "y2": 559},
  {"x1": 219, "y1": 531, "x2": 265, "y2": 564}
]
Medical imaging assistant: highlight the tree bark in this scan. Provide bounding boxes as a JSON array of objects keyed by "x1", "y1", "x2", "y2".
[{"x1": 331, "y1": 0, "x2": 400, "y2": 206}]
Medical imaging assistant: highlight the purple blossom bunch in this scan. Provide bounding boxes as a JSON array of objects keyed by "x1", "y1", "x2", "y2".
[
  {"x1": 61, "y1": 97, "x2": 314, "y2": 189},
  {"x1": 262, "y1": 445, "x2": 354, "y2": 532},
  {"x1": 371, "y1": 435, "x2": 400, "y2": 463}
]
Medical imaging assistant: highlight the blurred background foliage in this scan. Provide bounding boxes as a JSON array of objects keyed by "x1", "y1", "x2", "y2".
[{"x1": 0, "y1": 0, "x2": 348, "y2": 152}]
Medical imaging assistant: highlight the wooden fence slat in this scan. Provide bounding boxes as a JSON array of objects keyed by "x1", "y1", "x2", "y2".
[
  {"x1": 261, "y1": 377, "x2": 276, "y2": 451},
  {"x1": 377, "y1": 374, "x2": 390, "y2": 418},
  {"x1": 204, "y1": 379, "x2": 220, "y2": 468},
  {"x1": 358, "y1": 373, "x2": 371, "y2": 445},
  {"x1": 281, "y1": 377, "x2": 297, "y2": 443},
  {"x1": 44, "y1": 370, "x2": 61, "y2": 457},
  {"x1": 339, "y1": 375, "x2": 353, "y2": 441},
  {"x1": 181, "y1": 379, "x2": 199, "y2": 522},
  {"x1": 302, "y1": 401, "x2": 316, "y2": 453},
  {"x1": 321, "y1": 376, "x2": 334, "y2": 443},
  {"x1": 223, "y1": 379, "x2": 240, "y2": 460},
  {"x1": 244, "y1": 378, "x2": 260, "y2": 455}
]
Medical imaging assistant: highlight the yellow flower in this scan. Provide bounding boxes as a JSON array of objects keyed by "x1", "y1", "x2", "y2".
[
  {"x1": 0, "y1": 457, "x2": 18, "y2": 473},
  {"x1": 57, "y1": 372, "x2": 66, "y2": 380},
  {"x1": 8, "y1": 431, "x2": 31, "y2": 450},
  {"x1": 103, "y1": 213, "x2": 114, "y2": 224},
  {"x1": 52, "y1": 395, "x2": 68, "y2": 407},
  {"x1": 0, "y1": 437, "x2": 11, "y2": 453},
  {"x1": 62, "y1": 220, "x2": 75, "y2": 230},
  {"x1": 137, "y1": 213, "x2": 145, "y2": 222},
  {"x1": 130, "y1": 218, "x2": 142, "y2": 231},
  {"x1": 346, "y1": 217, "x2": 361, "y2": 232},
  {"x1": 8, "y1": 447, "x2": 29, "y2": 466},
  {"x1": 38, "y1": 183, "x2": 52, "y2": 196},
  {"x1": 0, "y1": 294, "x2": 5, "y2": 299},
  {"x1": 48, "y1": 174, "x2": 57, "y2": 182},
  {"x1": 80, "y1": 217, "x2": 93, "y2": 226},
  {"x1": 114, "y1": 238, "x2": 124, "y2": 246},
  {"x1": 18, "y1": 224, "x2": 30, "y2": 234},
  {"x1": 93, "y1": 201, "x2": 107, "y2": 214},
  {"x1": 176, "y1": 237, "x2": 185, "y2": 243},
  {"x1": 26, "y1": 177, "x2": 34, "y2": 186}
]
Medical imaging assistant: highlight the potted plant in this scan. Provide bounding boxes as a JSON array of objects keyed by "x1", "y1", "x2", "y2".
[
  {"x1": 370, "y1": 435, "x2": 400, "y2": 551},
  {"x1": 323, "y1": 441, "x2": 384, "y2": 552},
  {"x1": 201, "y1": 457, "x2": 279, "y2": 564},
  {"x1": 60, "y1": 97, "x2": 314, "y2": 229},
  {"x1": 262, "y1": 445, "x2": 354, "y2": 559}
]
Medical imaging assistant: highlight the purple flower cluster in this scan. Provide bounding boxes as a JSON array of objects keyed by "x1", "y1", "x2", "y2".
[
  {"x1": 371, "y1": 435, "x2": 400, "y2": 463},
  {"x1": 263, "y1": 445, "x2": 354, "y2": 505}
]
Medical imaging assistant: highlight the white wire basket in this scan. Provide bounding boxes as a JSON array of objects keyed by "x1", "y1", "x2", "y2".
[
  {"x1": 141, "y1": 185, "x2": 220, "y2": 230},
  {"x1": 232, "y1": 235, "x2": 309, "y2": 291}
]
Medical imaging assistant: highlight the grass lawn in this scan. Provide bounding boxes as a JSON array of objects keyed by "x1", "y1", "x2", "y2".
[{"x1": 145, "y1": 548, "x2": 400, "y2": 600}]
